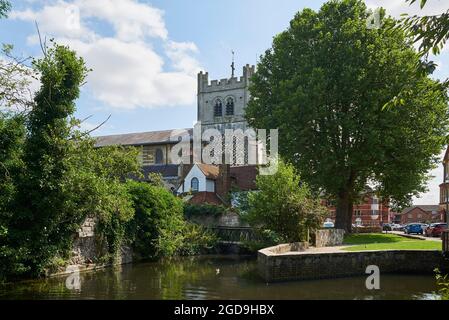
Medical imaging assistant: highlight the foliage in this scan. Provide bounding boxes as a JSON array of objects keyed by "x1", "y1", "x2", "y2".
[
  {"x1": 184, "y1": 203, "x2": 227, "y2": 219},
  {"x1": 126, "y1": 180, "x2": 217, "y2": 259},
  {"x1": 400, "y1": 0, "x2": 449, "y2": 56},
  {"x1": 246, "y1": 0, "x2": 449, "y2": 232},
  {"x1": 176, "y1": 223, "x2": 217, "y2": 256},
  {"x1": 0, "y1": 42, "x2": 141, "y2": 280},
  {"x1": 241, "y1": 229, "x2": 282, "y2": 252},
  {"x1": 125, "y1": 180, "x2": 185, "y2": 259},
  {"x1": 435, "y1": 269, "x2": 449, "y2": 300},
  {"x1": 246, "y1": 159, "x2": 327, "y2": 243},
  {"x1": 0, "y1": 0, "x2": 10, "y2": 18}
]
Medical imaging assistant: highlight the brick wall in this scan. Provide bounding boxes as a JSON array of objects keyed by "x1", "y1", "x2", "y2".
[{"x1": 258, "y1": 248, "x2": 446, "y2": 282}]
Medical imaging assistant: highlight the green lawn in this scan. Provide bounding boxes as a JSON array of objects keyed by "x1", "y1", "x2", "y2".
[{"x1": 342, "y1": 233, "x2": 441, "y2": 251}]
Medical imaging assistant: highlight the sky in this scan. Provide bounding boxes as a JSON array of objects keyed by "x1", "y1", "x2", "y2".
[{"x1": 1, "y1": 0, "x2": 449, "y2": 205}]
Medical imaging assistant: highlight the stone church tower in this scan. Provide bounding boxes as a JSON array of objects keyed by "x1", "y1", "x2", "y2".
[{"x1": 197, "y1": 64, "x2": 256, "y2": 133}]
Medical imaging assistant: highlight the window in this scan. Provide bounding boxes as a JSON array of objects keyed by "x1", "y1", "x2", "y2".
[
  {"x1": 191, "y1": 177, "x2": 199, "y2": 192},
  {"x1": 155, "y1": 148, "x2": 164, "y2": 164},
  {"x1": 226, "y1": 97, "x2": 234, "y2": 116},
  {"x1": 214, "y1": 99, "x2": 222, "y2": 117},
  {"x1": 354, "y1": 210, "x2": 362, "y2": 216},
  {"x1": 141, "y1": 146, "x2": 155, "y2": 165}
]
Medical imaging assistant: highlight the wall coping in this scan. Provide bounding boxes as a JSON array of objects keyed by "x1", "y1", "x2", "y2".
[{"x1": 258, "y1": 245, "x2": 441, "y2": 258}]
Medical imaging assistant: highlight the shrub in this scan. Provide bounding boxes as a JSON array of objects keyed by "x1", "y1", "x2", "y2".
[
  {"x1": 176, "y1": 223, "x2": 217, "y2": 256},
  {"x1": 126, "y1": 180, "x2": 185, "y2": 259},
  {"x1": 184, "y1": 203, "x2": 227, "y2": 219},
  {"x1": 247, "y1": 159, "x2": 327, "y2": 243}
]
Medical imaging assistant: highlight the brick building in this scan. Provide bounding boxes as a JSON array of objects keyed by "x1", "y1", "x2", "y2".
[
  {"x1": 327, "y1": 191, "x2": 392, "y2": 227},
  {"x1": 439, "y1": 146, "x2": 449, "y2": 223},
  {"x1": 396, "y1": 205, "x2": 443, "y2": 224}
]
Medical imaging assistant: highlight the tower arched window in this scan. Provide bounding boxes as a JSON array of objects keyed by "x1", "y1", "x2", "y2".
[
  {"x1": 191, "y1": 177, "x2": 199, "y2": 192},
  {"x1": 214, "y1": 99, "x2": 222, "y2": 117},
  {"x1": 226, "y1": 97, "x2": 234, "y2": 116},
  {"x1": 155, "y1": 148, "x2": 164, "y2": 164}
]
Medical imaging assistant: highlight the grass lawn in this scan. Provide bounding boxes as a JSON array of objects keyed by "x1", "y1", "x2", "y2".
[{"x1": 342, "y1": 233, "x2": 441, "y2": 251}]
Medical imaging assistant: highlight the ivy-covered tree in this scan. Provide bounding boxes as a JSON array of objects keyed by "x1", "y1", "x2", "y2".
[{"x1": 246, "y1": 0, "x2": 449, "y2": 232}]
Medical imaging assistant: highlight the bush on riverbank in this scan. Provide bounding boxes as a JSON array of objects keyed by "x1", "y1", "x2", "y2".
[
  {"x1": 245, "y1": 159, "x2": 327, "y2": 244},
  {"x1": 126, "y1": 180, "x2": 217, "y2": 259}
]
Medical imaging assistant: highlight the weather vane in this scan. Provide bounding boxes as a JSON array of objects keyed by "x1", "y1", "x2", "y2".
[{"x1": 231, "y1": 50, "x2": 235, "y2": 78}]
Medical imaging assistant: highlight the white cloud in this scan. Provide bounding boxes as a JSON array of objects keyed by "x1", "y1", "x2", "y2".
[{"x1": 11, "y1": 0, "x2": 201, "y2": 109}]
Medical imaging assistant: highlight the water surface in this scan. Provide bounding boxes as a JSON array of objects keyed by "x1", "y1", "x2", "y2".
[{"x1": 0, "y1": 255, "x2": 440, "y2": 300}]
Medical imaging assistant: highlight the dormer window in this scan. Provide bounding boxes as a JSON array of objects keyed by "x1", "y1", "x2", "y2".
[
  {"x1": 214, "y1": 99, "x2": 222, "y2": 117},
  {"x1": 226, "y1": 97, "x2": 234, "y2": 116}
]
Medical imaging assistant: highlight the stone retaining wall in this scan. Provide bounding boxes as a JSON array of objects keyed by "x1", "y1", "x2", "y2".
[
  {"x1": 315, "y1": 229, "x2": 345, "y2": 247},
  {"x1": 258, "y1": 247, "x2": 447, "y2": 282}
]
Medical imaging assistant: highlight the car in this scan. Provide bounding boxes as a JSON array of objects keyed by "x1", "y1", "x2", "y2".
[
  {"x1": 421, "y1": 223, "x2": 430, "y2": 233},
  {"x1": 323, "y1": 221, "x2": 335, "y2": 229},
  {"x1": 404, "y1": 223, "x2": 423, "y2": 235},
  {"x1": 395, "y1": 224, "x2": 407, "y2": 232},
  {"x1": 426, "y1": 223, "x2": 448, "y2": 238},
  {"x1": 382, "y1": 223, "x2": 392, "y2": 231},
  {"x1": 425, "y1": 223, "x2": 439, "y2": 237}
]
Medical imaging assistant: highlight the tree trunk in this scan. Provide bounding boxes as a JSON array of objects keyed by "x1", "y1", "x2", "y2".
[{"x1": 335, "y1": 192, "x2": 353, "y2": 234}]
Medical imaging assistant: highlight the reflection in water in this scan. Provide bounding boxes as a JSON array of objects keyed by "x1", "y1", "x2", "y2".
[{"x1": 0, "y1": 255, "x2": 441, "y2": 300}]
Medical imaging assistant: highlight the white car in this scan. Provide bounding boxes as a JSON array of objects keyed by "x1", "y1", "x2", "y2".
[{"x1": 323, "y1": 221, "x2": 335, "y2": 228}]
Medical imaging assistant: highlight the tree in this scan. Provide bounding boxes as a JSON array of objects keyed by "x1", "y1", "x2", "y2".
[
  {"x1": 400, "y1": 0, "x2": 449, "y2": 56},
  {"x1": 246, "y1": 0, "x2": 449, "y2": 233},
  {"x1": 246, "y1": 159, "x2": 327, "y2": 243},
  {"x1": 0, "y1": 0, "x2": 10, "y2": 18}
]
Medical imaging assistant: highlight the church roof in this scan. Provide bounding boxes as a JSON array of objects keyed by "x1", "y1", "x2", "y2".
[{"x1": 95, "y1": 128, "x2": 193, "y2": 147}]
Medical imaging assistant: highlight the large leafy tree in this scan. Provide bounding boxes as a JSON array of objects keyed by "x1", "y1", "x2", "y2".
[
  {"x1": 246, "y1": 0, "x2": 449, "y2": 232},
  {"x1": 400, "y1": 0, "x2": 449, "y2": 56}
]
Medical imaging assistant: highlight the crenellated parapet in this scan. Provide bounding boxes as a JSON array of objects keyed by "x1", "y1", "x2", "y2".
[{"x1": 198, "y1": 64, "x2": 255, "y2": 93}]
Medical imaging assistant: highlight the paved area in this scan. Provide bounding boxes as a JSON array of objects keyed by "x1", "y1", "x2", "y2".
[{"x1": 389, "y1": 231, "x2": 442, "y2": 242}]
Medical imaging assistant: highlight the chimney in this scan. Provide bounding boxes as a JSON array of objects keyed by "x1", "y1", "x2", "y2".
[{"x1": 216, "y1": 163, "x2": 231, "y2": 204}]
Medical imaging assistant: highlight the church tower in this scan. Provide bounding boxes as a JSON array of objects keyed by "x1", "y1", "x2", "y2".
[{"x1": 197, "y1": 64, "x2": 256, "y2": 133}]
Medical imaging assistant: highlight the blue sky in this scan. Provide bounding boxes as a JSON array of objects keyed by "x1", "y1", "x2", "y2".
[{"x1": 1, "y1": 0, "x2": 449, "y2": 204}]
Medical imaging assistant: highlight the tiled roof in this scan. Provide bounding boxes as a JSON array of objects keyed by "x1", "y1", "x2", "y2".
[
  {"x1": 95, "y1": 128, "x2": 193, "y2": 147},
  {"x1": 401, "y1": 205, "x2": 440, "y2": 215},
  {"x1": 197, "y1": 164, "x2": 220, "y2": 179},
  {"x1": 188, "y1": 192, "x2": 225, "y2": 205}
]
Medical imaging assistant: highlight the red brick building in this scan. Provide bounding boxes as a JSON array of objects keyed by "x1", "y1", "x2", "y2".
[
  {"x1": 439, "y1": 146, "x2": 449, "y2": 223},
  {"x1": 327, "y1": 192, "x2": 392, "y2": 227},
  {"x1": 396, "y1": 205, "x2": 442, "y2": 224}
]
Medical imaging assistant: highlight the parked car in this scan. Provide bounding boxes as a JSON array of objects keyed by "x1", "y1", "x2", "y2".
[
  {"x1": 425, "y1": 223, "x2": 438, "y2": 237},
  {"x1": 404, "y1": 223, "x2": 423, "y2": 235},
  {"x1": 382, "y1": 223, "x2": 392, "y2": 231},
  {"x1": 421, "y1": 223, "x2": 430, "y2": 234},
  {"x1": 426, "y1": 223, "x2": 448, "y2": 238},
  {"x1": 391, "y1": 224, "x2": 402, "y2": 231},
  {"x1": 396, "y1": 224, "x2": 407, "y2": 232},
  {"x1": 323, "y1": 221, "x2": 335, "y2": 229}
]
